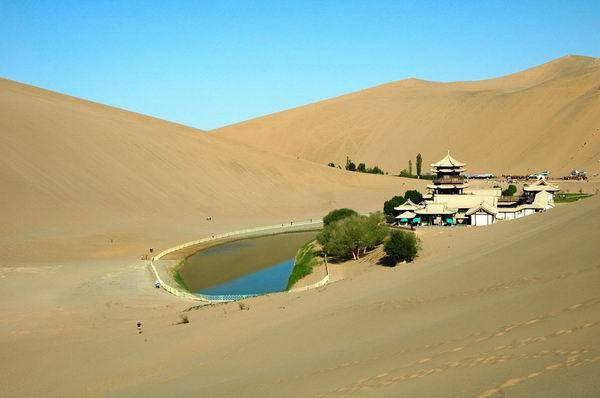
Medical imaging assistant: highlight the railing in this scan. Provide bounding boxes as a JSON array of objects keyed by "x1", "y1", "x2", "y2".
[
  {"x1": 150, "y1": 219, "x2": 325, "y2": 303},
  {"x1": 433, "y1": 177, "x2": 465, "y2": 185}
]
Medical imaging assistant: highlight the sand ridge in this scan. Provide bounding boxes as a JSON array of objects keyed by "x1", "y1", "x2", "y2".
[{"x1": 215, "y1": 55, "x2": 600, "y2": 177}]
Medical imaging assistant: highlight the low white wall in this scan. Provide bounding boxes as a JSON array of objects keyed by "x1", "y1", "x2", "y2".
[{"x1": 288, "y1": 274, "x2": 330, "y2": 293}]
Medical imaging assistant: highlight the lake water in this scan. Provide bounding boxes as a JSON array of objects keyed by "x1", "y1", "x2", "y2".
[{"x1": 178, "y1": 231, "x2": 317, "y2": 296}]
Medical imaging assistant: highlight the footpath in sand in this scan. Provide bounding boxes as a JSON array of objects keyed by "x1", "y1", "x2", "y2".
[{"x1": 2, "y1": 197, "x2": 599, "y2": 397}]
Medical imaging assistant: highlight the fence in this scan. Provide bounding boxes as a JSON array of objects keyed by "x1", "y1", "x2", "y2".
[{"x1": 150, "y1": 219, "x2": 324, "y2": 303}]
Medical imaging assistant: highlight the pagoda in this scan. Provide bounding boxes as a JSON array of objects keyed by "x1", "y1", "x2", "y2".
[{"x1": 427, "y1": 151, "x2": 469, "y2": 195}]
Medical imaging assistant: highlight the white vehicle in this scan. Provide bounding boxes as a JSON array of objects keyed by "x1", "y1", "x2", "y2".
[{"x1": 528, "y1": 171, "x2": 550, "y2": 180}]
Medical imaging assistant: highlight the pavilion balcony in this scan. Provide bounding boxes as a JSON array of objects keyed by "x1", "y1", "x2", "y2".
[
  {"x1": 433, "y1": 177, "x2": 465, "y2": 185},
  {"x1": 499, "y1": 195, "x2": 523, "y2": 203}
]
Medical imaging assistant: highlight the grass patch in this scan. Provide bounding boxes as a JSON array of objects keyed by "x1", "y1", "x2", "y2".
[
  {"x1": 555, "y1": 192, "x2": 594, "y2": 203},
  {"x1": 172, "y1": 261, "x2": 190, "y2": 291},
  {"x1": 286, "y1": 240, "x2": 317, "y2": 290}
]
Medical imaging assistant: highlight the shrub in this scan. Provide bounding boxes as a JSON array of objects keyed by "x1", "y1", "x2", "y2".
[
  {"x1": 404, "y1": 190, "x2": 423, "y2": 204},
  {"x1": 175, "y1": 314, "x2": 190, "y2": 325},
  {"x1": 357, "y1": 162, "x2": 367, "y2": 172},
  {"x1": 368, "y1": 166, "x2": 384, "y2": 175},
  {"x1": 323, "y1": 208, "x2": 358, "y2": 226},
  {"x1": 327, "y1": 162, "x2": 336, "y2": 167},
  {"x1": 384, "y1": 230, "x2": 419, "y2": 265}
]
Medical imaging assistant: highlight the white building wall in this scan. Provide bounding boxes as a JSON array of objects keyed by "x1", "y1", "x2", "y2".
[
  {"x1": 515, "y1": 211, "x2": 524, "y2": 219},
  {"x1": 472, "y1": 213, "x2": 494, "y2": 226},
  {"x1": 500, "y1": 212, "x2": 516, "y2": 220}
]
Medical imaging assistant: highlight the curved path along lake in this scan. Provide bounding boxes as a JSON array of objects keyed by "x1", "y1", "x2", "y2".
[{"x1": 178, "y1": 231, "x2": 317, "y2": 296}]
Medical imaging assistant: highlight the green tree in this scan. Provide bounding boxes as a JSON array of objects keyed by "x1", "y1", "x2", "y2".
[
  {"x1": 345, "y1": 156, "x2": 356, "y2": 171},
  {"x1": 317, "y1": 213, "x2": 389, "y2": 260},
  {"x1": 383, "y1": 195, "x2": 406, "y2": 223},
  {"x1": 362, "y1": 212, "x2": 388, "y2": 253},
  {"x1": 317, "y1": 223, "x2": 348, "y2": 258},
  {"x1": 408, "y1": 159, "x2": 413, "y2": 176},
  {"x1": 502, "y1": 184, "x2": 517, "y2": 197},
  {"x1": 384, "y1": 230, "x2": 419, "y2": 264},
  {"x1": 322, "y1": 208, "x2": 358, "y2": 226},
  {"x1": 416, "y1": 153, "x2": 422, "y2": 177},
  {"x1": 404, "y1": 190, "x2": 423, "y2": 204},
  {"x1": 357, "y1": 162, "x2": 367, "y2": 172}
]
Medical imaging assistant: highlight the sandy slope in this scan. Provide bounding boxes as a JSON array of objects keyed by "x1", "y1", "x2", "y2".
[
  {"x1": 0, "y1": 78, "x2": 425, "y2": 265},
  {"x1": 1, "y1": 197, "x2": 598, "y2": 397},
  {"x1": 215, "y1": 55, "x2": 600, "y2": 177}
]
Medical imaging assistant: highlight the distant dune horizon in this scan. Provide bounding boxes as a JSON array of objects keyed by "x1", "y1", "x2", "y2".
[{"x1": 215, "y1": 54, "x2": 600, "y2": 177}]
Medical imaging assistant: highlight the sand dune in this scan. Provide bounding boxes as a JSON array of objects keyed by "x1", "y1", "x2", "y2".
[
  {"x1": 216, "y1": 55, "x2": 600, "y2": 177},
  {"x1": 0, "y1": 78, "x2": 425, "y2": 265}
]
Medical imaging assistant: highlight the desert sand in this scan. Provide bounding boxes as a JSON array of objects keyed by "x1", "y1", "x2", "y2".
[
  {"x1": 0, "y1": 78, "x2": 426, "y2": 265},
  {"x1": 1, "y1": 56, "x2": 600, "y2": 397},
  {"x1": 2, "y1": 197, "x2": 599, "y2": 397},
  {"x1": 216, "y1": 55, "x2": 600, "y2": 178}
]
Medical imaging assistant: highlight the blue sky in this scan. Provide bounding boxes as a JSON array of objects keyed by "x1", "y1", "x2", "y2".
[{"x1": 2, "y1": 1, "x2": 599, "y2": 130}]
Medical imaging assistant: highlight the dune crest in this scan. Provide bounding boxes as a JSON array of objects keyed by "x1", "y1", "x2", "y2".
[{"x1": 215, "y1": 55, "x2": 600, "y2": 177}]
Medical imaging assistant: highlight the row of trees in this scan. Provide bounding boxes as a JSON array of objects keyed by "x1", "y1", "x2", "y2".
[
  {"x1": 317, "y1": 208, "x2": 420, "y2": 264},
  {"x1": 398, "y1": 153, "x2": 436, "y2": 179},
  {"x1": 327, "y1": 157, "x2": 385, "y2": 175},
  {"x1": 403, "y1": 153, "x2": 422, "y2": 176}
]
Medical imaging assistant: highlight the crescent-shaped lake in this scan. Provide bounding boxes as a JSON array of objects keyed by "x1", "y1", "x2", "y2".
[{"x1": 178, "y1": 231, "x2": 318, "y2": 296}]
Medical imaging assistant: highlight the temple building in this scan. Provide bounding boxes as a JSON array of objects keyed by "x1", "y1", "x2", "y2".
[
  {"x1": 395, "y1": 152, "x2": 559, "y2": 227},
  {"x1": 428, "y1": 152, "x2": 469, "y2": 195}
]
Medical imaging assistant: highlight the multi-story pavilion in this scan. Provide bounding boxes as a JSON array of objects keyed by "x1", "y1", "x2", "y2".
[{"x1": 428, "y1": 152, "x2": 469, "y2": 195}]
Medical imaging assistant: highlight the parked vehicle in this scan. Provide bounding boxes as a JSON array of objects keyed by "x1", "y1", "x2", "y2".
[{"x1": 528, "y1": 171, "x2": 550, "y2": 180}]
